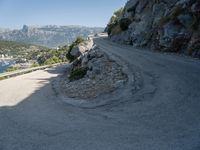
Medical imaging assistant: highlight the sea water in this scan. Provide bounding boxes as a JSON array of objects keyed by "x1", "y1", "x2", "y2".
[{"x1": 0, "y1": 61, "x2": 14, "y2": 73}]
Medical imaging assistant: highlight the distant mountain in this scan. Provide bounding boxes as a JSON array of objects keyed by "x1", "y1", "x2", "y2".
[
  {"x1": 0, "y1": 28, "x2": 10, "y2": 33},
  {"x1": 0, "y1": 25, "x2": 103, "y2": 48}
]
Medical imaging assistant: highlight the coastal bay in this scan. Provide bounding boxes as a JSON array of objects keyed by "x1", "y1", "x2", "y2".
[{"x1": 0, "y1": 60, "x2": 13, "y2": 73}]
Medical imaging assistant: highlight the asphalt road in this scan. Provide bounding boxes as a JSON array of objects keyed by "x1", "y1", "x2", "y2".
[{"x1": 0, "y1": 38, "x2": 200, "y2": 150}]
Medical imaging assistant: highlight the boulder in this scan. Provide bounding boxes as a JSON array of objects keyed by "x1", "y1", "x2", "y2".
[
  {"x1": 70, "y1": 46, "x2": 81, "y2": 58},
  {"x1": 70, "y1": 38, "x2": 94, "y2": 58},
  {"x1": 78, "y1": 38, "x2": 94, "y2": 54}
]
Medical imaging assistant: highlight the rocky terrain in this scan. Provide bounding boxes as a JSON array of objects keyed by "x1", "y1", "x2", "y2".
[
  {"x1": 60, "y1": 39, "x2": 128, "y2": 100},
  {"x1": 0, "y1": 25, "x2": 103, "y2": 48},
  {"x1": 106, "y1": 0, "x2": 200, "y2": 58}
]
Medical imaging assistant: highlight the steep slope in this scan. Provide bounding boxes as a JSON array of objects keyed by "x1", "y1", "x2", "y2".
[
  {"x1": 106, "y1": 0, "x2": 200, "y2": 58},
  {"x1": 0, "y1": 25, "x2": 103, "y2": 48}
]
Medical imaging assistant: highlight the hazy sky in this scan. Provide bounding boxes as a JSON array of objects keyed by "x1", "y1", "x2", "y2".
[{"x1": 0, "y1": 0, "x2": 127, "y2": 29}]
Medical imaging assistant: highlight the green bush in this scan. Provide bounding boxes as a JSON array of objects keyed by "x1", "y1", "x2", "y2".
[
  {"x1": 69, "y1": 67, "x2": 88, "y2": 81},
  {"x1": 159, "y1": 6, "x2": 184, "y2": 26},
  {"x1": 0, "y1": 77, "x2": 6, "y2": 80},
  {"x1": 74, "y1": 37, "x2": 84, "y2": 45},
  {"x1": 66, "y1": 44, "x2": 76, "y2": 62},
  {"x1": 6, "y1": 66, "x2": 19, "y2": 72},
  {"x1": 119, "y1": 18, "x2": 132, "y2": 31},
  {"x1": 107, "y1": 7, "x2": 125, "y2": 35},
  {"x1": 30, "y1": 62, "x2": 40, "y2": 68},
  {"x1": 44, "y1": 56, "x2": 62, "y2": 65}
]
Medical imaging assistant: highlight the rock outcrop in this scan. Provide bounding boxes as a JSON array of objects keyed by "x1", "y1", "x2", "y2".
[
  {"x1": 62, "y1": 39, "x2": 127, "y2": 99},
  {"x1": 106, "y1": 0, "x2": 200, "y2": 58},
  {"x1": 70, "y1": 38, "x2": 94, "y2": 58}
]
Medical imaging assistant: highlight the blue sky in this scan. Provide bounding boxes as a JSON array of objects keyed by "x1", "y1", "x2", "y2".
[{"x1": 0, "y1": 0, "x2": 127, "y2": 29}]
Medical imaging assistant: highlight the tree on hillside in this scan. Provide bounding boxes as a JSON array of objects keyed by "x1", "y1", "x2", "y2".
[
  {"x1": 114, "y1": 7, "x2": 124, "y2": 19},
  {"x1": 106, "y1": 7, "x2": 125, "y2": 35},
  {"x1": 108, "y1": 7, "x2": 124, "y2": 25}
]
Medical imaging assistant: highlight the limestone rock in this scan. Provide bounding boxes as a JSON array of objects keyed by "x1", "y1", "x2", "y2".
[
  {"x1": 70, "y1": 38, "x2": 94, "y2": 58},
  {"x1": 106, "y1": 0, "x2": 200, "y2": 58},
  {"x1": 70, "y1": 46, "x2": 81, "y2": 58}
]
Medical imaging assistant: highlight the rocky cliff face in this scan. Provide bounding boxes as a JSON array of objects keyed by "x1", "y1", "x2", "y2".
[
  {"x1": 106, "y1": 0, "x2": 200, "y2": 58},
  {"x1": 0, "y1": 25, "x2": 103, "y2": 48}
]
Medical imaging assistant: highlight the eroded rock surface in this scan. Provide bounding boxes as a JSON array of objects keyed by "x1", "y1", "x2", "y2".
[{"x1": 107, "y1": 0, "x2": 200, "y2": 58}]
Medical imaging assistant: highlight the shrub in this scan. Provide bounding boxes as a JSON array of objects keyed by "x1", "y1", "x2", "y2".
[
  {"x1": 44, "y1": 56, "x2": 61, "y2": 65},
  {"x1": 107, "y1": 22, "x2": 118, "y2": 35},
  {"x1": 30, "y1": 62, "x2": 40, "y2": 68},
  {"x1": 111, "y1": 24, "x2": 122, "y2": 35},
  {"x1": 6, "y1": 66, "x2": 19, "y2": 72},
  {"x1": 74, "y1": 37, "x2": 84, "y2": 45},
  {"x1": 69, "y1": 67, "x2": 88, "y2": 81},
  {"x1": 107, "y1": 7, "x2": 125, "y2": 35},
  {"x1": 66, "y1": 44, "x2": 76, "y2": 62},
  {"x1": 0, "y1": 77, "x2": 6, "y2": 80},
  {"x1": 159, "y1": 6, "x2": 184, "y2": 26},
  {"x1": 114, "y1": 7, "x2": 124, "y2": 18},
  {"x1": 119, "y1": 18, "x2": 132, "y2": 31}
]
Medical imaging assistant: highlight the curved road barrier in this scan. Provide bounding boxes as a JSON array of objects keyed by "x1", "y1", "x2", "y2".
[{"x1": 0, "y1": 63, "x2": 67, "y2": 80}]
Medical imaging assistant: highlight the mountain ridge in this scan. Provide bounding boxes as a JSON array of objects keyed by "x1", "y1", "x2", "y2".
[{"x1": 0, "y1": 25, "x2": 103, "y2": 48}]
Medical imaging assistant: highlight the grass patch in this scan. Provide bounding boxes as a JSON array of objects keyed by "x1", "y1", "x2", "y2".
[
  {"x1": 69, "y1": 67, "x2": 88, "y2": 81},
  {"x1": 30, "y1": 62, "x2": 40, "y2": 68},
  {"x1": 159, "y1": 6, "x2": 184, "y2": 26},
  {"x1": 0, "y1": 76, "x2": 6, "y2": 80},
  {"x1": 44, "y1": 56, "x2": 62, "y2": 65},
  {"x1": 6, "y1": 66, "x2": 19, "y2": 72}
]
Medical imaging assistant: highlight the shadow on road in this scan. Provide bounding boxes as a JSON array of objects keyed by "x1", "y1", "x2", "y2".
[
  {"x1": 0, "y1": 64, "x2": 136, "y2": 150},
  {"x1": 0, "y1": 65, "x2": 81, "y2": 149}
]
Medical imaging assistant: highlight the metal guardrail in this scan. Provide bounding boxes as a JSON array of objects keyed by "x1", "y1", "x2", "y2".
[{"x1": 0, "y1": 63, "x2": 66, "y2": 80}]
